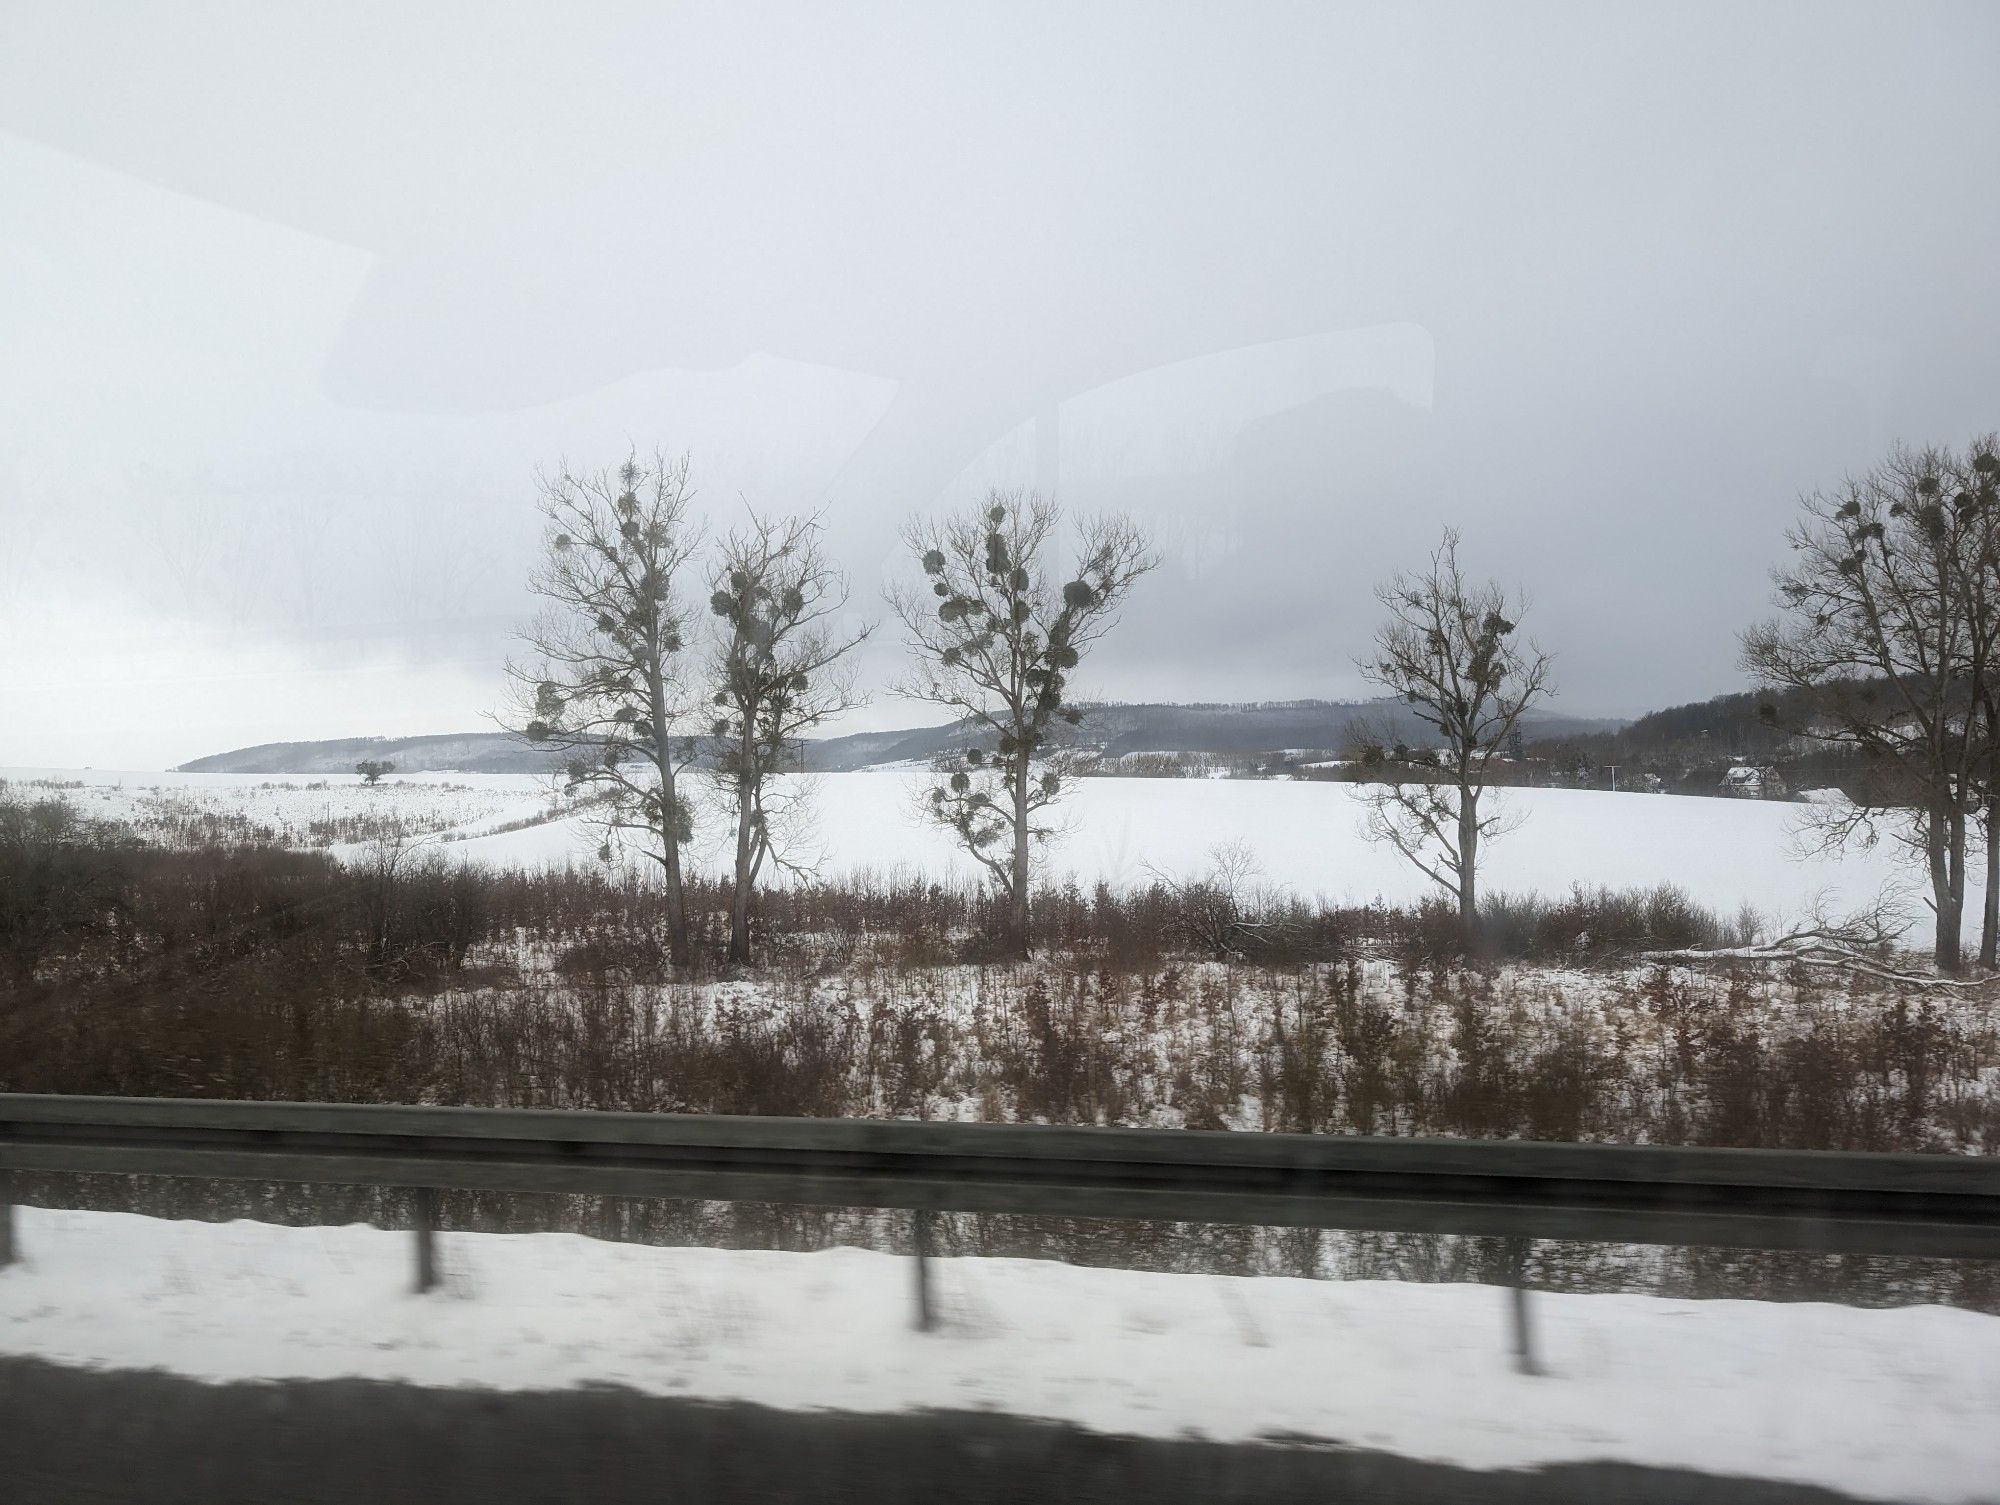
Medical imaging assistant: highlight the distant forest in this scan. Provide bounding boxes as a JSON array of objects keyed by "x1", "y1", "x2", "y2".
[{"x1": 1520, "y1": 682, "x2": 1871, "y2": 797}]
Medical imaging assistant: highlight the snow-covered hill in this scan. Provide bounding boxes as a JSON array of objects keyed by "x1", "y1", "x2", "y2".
[{"x1": 171, "y1": 700, "x2": 1625, "y2": 775}]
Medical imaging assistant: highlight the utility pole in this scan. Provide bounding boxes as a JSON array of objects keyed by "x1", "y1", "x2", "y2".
[{"x1": 1605, "y1": 764, "x2": 1620, "y2": 793}]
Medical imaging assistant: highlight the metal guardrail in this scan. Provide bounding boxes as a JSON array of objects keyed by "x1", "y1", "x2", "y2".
[
  {"x1": 3, "y1": 1093, "x2": 1994, "y2": 1372},
  {"x1": 3, "y1": 1093, "x2": 1997, "y2": 1257}
]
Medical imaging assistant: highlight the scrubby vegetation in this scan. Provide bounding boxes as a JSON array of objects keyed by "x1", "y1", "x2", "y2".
[
  {"x1": 7, "y1": 787, "x2": 1997, "y2": 1309},
  {"x1": 4, "y1": 791, "x2": 1993, "y2": 1157}
]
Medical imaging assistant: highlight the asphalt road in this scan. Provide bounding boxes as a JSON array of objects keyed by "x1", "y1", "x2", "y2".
[{"x1": 0, "y1": 1356, "x2": 1867, "y2": 1505}]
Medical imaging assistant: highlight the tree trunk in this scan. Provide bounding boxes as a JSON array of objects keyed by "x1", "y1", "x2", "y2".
[
  {"x1": 657, "y1": 762, "x2": 690, "y2": 968},
  {"x1": 1947, "y1": 802, "x2": 1968, "y2": 971},
  {"x1": 1927, "y1": 800, "x2": 1964, "y2": 974},
  {"x1": 1984, "y1": 788, "x2": 1999, "y2": 971},
  {"x1": 1009, "y1": 756, "x2": 1032, "y2": 959},
  {"x1": 1457, "y1": 783, "x2": 1480, "y2": 954},
  {"x1": 728, "y1": 731, "x2": 757, "y2": 967},
  {"x1": 642, "y1": 646, "x2": 691, "y2": 969}
]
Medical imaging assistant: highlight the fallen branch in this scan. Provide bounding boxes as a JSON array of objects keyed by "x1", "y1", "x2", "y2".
[
  {"x1": 1638, "y1": 897, "x2": 1996, "y2": 991},
  {"x1": 1639, "y1": 940, "x2": 1984, "y2": 990},
  {"x1": 1145, "y1": 840, "x2": 1296, "y2": 961}
]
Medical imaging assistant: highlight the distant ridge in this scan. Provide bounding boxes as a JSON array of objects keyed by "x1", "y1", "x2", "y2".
[
  {"x1": 176, "y1": 700, "x2": 1624, "y2": 775},
  {"x1": 175, "y1": 733, "x2": 565, "y2": 776}
]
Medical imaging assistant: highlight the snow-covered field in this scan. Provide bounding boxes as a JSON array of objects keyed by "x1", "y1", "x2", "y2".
[
  {"x1": 3, "y1": 772, "x2": 1991, "y2": 1492},
  {"x1": 3, "y1": 765, "x2": 1925, "y2": 934},
  {"x1": 1, "y1": 768, "x2": 560, "y2": 850},
  {"x1": 2, "y1": 1207, "x2": 1994, "y2": 1502}
]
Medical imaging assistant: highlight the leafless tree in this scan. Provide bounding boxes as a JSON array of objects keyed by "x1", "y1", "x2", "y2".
[
  {"x1": 1742, "y1": 441, "x2": 2000, "y2": 974},
  {"x1": 1953, "y1": 438, "x2": 2000, "y2": 965},
  {"x1": 1356, "y1": 529, "x2": 1553, "y2": 951},
  {"x1": 354, "y1": 759, "x2": 394, "y2": 785},
  {"x1": 504, "y1": 452, "x2": 703, "y2": 966},
  {"x1": 704, "y1": 510, "x2": 871, "y2": 966},
  {"x1": 354, "y1": 830, "x2": 439, "y2": 978},
  {"x1": 889, "y1": 490, "x2": 1156, "y2": 958},
  {"x1": 1145, "y1": 839, "x2": 1289, "y2": 960}
]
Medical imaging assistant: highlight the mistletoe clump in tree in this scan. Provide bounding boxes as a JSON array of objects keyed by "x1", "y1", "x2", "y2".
[
  {"x1": 504, "y1": 451, "x2": 702, "y2": 965},
  {"x1": 891, "y1": 490, "x2": 1156, "y2": 957},
  {"x1": 705, "y1": 510, "x2": 870, "y2": 966}
]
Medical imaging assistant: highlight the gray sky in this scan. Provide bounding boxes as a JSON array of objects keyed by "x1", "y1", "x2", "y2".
[{"x1": 3, "y1": 0, "x2": 1997, "y2": 768}]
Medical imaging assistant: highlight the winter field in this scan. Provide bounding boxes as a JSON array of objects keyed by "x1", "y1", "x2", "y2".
[
  {"x1": 6, "y1": 764, "x2": 1998, "y2": 1502},
  {"x1": 0, "y1": 765, "x2": 1926, "y2": 934},
  {"x1": 4, "y1": 1207, "x2": 1997, "y2": 1504}
]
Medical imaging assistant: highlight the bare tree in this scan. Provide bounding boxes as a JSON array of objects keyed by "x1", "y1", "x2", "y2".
[
  {"x1": 1356, "y1": 529, "x2": 1553, "y2": 951},
  {"x1": 890, "y1": 490, "x2": 1156, "y2": 958},
  {"x1": 1144, "y1": 839, "x2": 1290, "y2": 960},
  {"x1": 1742, "y1": 441, "x2": 1998, "y2": 974},
  {"x1": 354, "y1": 759, "x2": 394, "y2": 785},
  {"x1": 504, "y1": 452, "x2": 703, "y2": 966},
  {"x1": 705, "y1": 510, "x2": 871, "y2": 966},
  {"x1": 1955, "y1": 439, "x2": 2000, "y2": 966}
]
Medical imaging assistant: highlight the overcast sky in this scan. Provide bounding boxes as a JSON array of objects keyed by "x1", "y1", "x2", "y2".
[{"x1": 3, "y1": 0, "x2": 1998, "y2": 768}]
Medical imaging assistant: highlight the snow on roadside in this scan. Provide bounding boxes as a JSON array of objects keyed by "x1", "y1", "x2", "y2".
[{"x1": 3, "y1": 1208, "x2": 1996, "y2": 1502}]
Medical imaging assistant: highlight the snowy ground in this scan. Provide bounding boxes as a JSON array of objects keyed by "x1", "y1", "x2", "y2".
[
  {"x1": 0, "y1": 767, "x2": 559, "y2": 849},
  {"x1": 2, "y1": 1208, "x2": 1995, "y2": 1503},
  {"x1": 2, "y1": 765, "x2": 1929, "y2": 936}
]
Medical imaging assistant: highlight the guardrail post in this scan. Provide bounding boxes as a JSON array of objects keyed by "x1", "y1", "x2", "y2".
[
  {"x1": 1505, "y1": 1235, "x2": 1541, "y2": 1377},
  {"x1": 414, "y1": 1187, "x2": 440, "y2": 1294},
  {"x1": 912, "y1": 1207, "x2": 936, "y2": 1331},
  {"x1": 0, "y1": 1197, "x2": 14, "y2": 1269}
]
